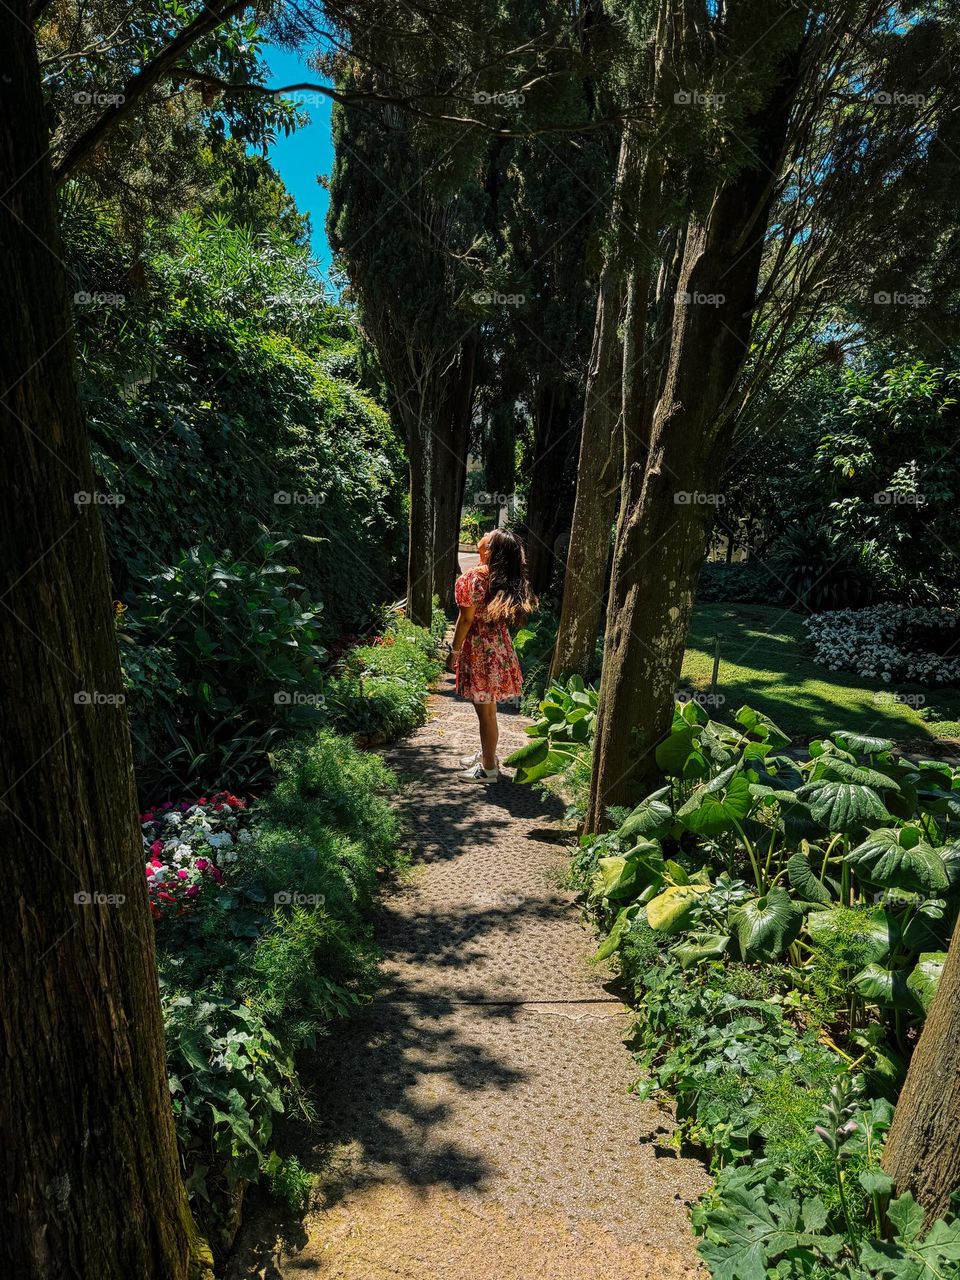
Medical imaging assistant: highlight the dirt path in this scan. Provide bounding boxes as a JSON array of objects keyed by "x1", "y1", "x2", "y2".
[{"x1": 232, "y1": 676, "x2": 708, "y2": 1279}]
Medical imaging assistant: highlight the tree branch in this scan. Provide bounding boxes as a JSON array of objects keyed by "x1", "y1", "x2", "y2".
[
  {"x1": 53, "y1": 0, "x2": 251, "y2": 184},
  {"x1": 168, "y1": 69, "x2": 635, "y2": 137}
]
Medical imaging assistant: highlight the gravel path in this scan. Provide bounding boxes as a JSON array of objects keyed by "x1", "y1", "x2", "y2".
[{"x1": 232, "y1": 675, "x2": 708, "y2": 1279}]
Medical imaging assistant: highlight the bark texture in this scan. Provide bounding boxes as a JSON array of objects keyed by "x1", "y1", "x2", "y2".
[
  {"x1": 433, "y1": 335, "x2": 478, "y2": 614},
  {"x1": 524, "y1": 382, "x2": 581, "y2": 598},
  {"x1": 882, "y1": 910, "x2": 960, "y2": 1222},
  {"x1": 586, "y1": 17, "x2": 804, "y2": 830},
  {"x1": 0, "y1": 8, "x2": 210, "y2": 1276},
  {"x1": 550, "y1": 261, "x2": 624, "y2": 681}
]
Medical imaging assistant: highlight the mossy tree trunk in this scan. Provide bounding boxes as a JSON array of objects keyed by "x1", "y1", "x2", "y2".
[
  {"x1": 882, "y1": 909, "x2": 960, "y2": 1222},
  {"x1": 0, "y1": 5, "x2": 211, "y2": 1276},
  {"x1": 586, "y1": 13, "x2": 804, "y2": 829}
]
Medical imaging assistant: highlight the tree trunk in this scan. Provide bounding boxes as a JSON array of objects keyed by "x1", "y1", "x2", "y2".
[
  {"x1": 433, "y1": 334, "x2": 478, "y2": 614},
  {"x1": 586, "y1": 30, "x2": 803, "y2": 830},
  {"x1": 881, "y1": 910, "x2": 960, "y2": 1222},
  {"x1": 0, "y1": 7, "x2": 211, "y2": 1276},
  {"x1": 405, "y1": 411, "x2": 436, "y2": 627},
  {"x1": 524, "y1": 381, "x2": 580, "y2": 598},
  {"x1": 550, "y1": 261, "x2": 624, "y2": 681}
]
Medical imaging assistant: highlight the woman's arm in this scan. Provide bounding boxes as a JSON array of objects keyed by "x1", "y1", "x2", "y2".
[{"x1": 446, "y1": 604, "x2": 476, "y2": 671}]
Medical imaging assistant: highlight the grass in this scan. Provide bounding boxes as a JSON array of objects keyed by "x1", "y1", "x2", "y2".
[{"x1": 682, "y1": 603, "x2": 960, "y2": 749}]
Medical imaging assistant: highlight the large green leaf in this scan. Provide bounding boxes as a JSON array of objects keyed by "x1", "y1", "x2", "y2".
[
  {"x1": 806, "y1": 906, "x2": 900, "y2": 963},
  {"x1": 796, "y1": 778, "x2": 889, "y2": 830},
  {"x1": 851, "y1": 963, "x2": 923, "y2": 1013},
  {"x1": 845, "y1": 827, "x2": 950, "y2": 894},
  {"x1": 902, "y1": 899, "x2": 951, "y2": 954},
  {"x1": 645, "y1": 882, "x2": 710, "y2": 933},
  {"x1": 677, "y1": 766, "x2": 753, "y2": 836},
  {"x1": 672, "y1": 930, "x2": 731, "y2": 967},
  {"x1": 655, "y1": 723, "x2": 696, "y2": 776},
  {"x1": 616, "y1": 786, "x2": 674, "y2": 842},
  {"x1": 787, "y1": 851, "x2": 834, "y2": 904},
  {"x1": 591, "y1": 904, "x2": 640, "y2": 962},
  {"x1": 503, "y1": 738, "x2": 549, "y2": 768},
  {"x1": 696, "y1": 1171, "x2": 842, "y2": 1280},
  {"x1": 906, "y1": 952, "x2": 947, "y2": 1013},
  {"x1": 830, "y1": 730, "x2": 894, "y2": 756},
  {"x1": 736, "y1": 705, "x2": 792, "y2": 747},
  {"x1": 813, "y1": 754, "x2": 901, "y2": 794},
  {"x1": 731, "y1": 888, "x2": 803, "y2": 961},
  {"x1": 594, "y1": 841, "x2": 664, "y2": 901}
]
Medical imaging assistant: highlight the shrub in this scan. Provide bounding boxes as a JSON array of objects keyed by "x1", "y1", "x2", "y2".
[
  {"x1": 152, "y1": 727, "x2": 405, "y2": 1234},
  {"x1": 122, "y1": 542, "x2": 328, "y2": 794},
  {"x1": 696, "y1": 560, "x2": 785, "y2": 604},
  {"x1": 771, "y1": 518, "x2": 875, "y2": 612},
  {"x1": 804, "y1": 603, "x2": 960, "y2": 685},
  {"x1": 326, "y1": 608, "x2": 445, "y2": 740}
]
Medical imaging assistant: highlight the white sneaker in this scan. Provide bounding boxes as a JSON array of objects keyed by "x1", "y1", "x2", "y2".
[
  {"x1": 459, "y1": 761, "x2": 499, "y2": 782},
  {"x1": 458, "y1": 750, "x2": 500, "y2": 768}
]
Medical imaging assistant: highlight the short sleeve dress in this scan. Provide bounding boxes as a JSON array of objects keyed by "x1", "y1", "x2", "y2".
[{"x1": 454, "y1": 565, "x2": 524, "y2": 704}]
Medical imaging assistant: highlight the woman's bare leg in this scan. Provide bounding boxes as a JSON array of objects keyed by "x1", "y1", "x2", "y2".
[{"x1": 474, "y1": 700, "x2": 499, "y2": 771}]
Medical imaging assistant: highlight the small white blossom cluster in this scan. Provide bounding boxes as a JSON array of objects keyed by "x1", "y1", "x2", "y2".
[{"x1": 803, "y1": 604, "x2": 960, "y2": 685}]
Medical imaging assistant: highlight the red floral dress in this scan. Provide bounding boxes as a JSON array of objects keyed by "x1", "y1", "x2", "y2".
[{"x1": 454, "y1": 565, "x2": 524, "y2": 704}]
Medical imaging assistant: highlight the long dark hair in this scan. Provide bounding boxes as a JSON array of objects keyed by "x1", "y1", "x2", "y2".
[{"x1": 483, "y1": 529, "x2": 538, "y2": 628}]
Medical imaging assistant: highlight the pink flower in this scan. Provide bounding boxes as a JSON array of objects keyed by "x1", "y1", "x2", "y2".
[
  {"x1": 195, "y1": 858, "x2": 209, "y2": 871},
  {"x1": 150, "y1": 840, "x2": 164, "y2": 856},
  {"x1": 211, "y1": 868, "x2": 224, "y2": 885},
  {"x1": 185, "y1": 885, "x2": 200, "y2": 898},
  {"x1": 176, "y1": 869, "x2": 188, "y2": 880}
]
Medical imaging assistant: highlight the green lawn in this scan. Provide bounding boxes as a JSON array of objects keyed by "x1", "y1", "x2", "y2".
[{"x1": 682, "y1": 604, "x2": 960, "y2": 750}]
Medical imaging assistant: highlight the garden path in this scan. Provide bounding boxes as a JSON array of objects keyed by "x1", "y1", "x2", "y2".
[{"x1": 233, "y1": 671, "x2": 708, "y2": 1279}]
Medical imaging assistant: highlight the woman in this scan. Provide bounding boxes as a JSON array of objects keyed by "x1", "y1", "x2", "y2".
[{"x1": 447, "y1": 528, "x2": 537, "y2": 781}]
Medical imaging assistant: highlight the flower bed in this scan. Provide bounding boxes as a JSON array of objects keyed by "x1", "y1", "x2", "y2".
[
  {"x1": 141, "y1": 793, "x2": 249, "y2": 916},
  {"x1": 804, "y1": 604, "x2": 960, "y2": 685},
  {"x1": 145, "y1": 733, "x2": 406, "y2": 1255}
]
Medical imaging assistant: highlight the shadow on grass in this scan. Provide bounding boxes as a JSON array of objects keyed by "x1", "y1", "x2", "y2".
[{"x1": 684, "y1": 604, "x2": 960, "y2": 748}]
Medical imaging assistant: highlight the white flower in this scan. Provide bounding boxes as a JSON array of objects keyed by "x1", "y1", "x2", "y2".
[
  {"x1": 238, "y1": 830, "x2": 254, "y2": 844},
  {"x1": 164, "y1": 812, "x2": 182, "y2": 828},
  {"x1": 206, "y1": 831, "x2": 233, "y2": 849}
]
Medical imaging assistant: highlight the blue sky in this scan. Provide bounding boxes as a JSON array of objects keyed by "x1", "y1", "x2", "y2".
[{"x1": 262, "y1": 43, "x2": 334, "y2": 269}]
